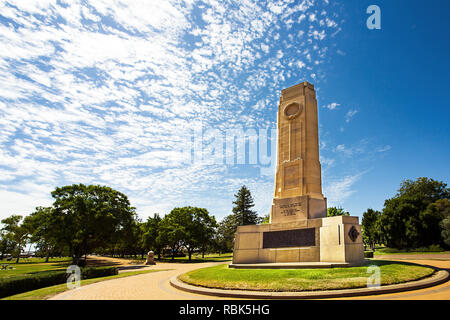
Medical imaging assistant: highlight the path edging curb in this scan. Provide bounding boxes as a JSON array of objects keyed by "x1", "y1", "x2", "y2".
[{"x1": 170, "y1": 270, "x2": 450, "y2": 299}]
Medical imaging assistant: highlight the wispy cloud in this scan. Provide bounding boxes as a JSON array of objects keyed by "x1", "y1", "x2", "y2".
[
  {"x1": 345, "y1": 109, "x2": 359, "y2": 123},
  {"x1": 323, "y1": 102, "x2": 340, "y2": 110},
  {"x1": 324, "y1": 172, "x2": 365, "y2": 206}
]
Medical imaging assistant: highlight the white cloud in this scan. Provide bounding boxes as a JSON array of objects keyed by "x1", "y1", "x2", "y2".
[
  {"x1": 324, "y1": 172, "x2": 365, "y2": 206},
  {"x1": 345, "y1": 109, "x2": 359, "y2": 123},
  {"x1": 324, "y1": 102, "x2": 340, "y2": 110}
]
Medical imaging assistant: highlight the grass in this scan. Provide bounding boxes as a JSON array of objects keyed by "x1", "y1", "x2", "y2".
[
  {"x1": 2, "y1": 269, "x2": 170, "y2": 300},
  {"x1": 178, "y1": 260, "x2": 435, "y2": 292},
  {"x1": 0, "y1": 258, "x2": 72, "y2": 279},
  {"x1": 373, "y1": 248, "x2": 450, "y2": 255}
]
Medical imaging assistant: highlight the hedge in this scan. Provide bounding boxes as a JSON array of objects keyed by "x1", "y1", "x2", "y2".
[{"x1": 0, "y1": 266, "x2": 118, "y2": 299}]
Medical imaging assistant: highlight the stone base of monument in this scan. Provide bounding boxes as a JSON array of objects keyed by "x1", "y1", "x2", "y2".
[
  {"x1": 231, "y1": 215, "x2": 364, "y2": 267},
  {"x1": 228, "y1": 261, "x2": 370, "y2": 269}
]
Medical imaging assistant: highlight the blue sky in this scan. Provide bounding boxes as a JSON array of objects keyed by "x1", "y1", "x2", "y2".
[{"x1": 0, "y1": 0, "x2": 449, "y2": 223}]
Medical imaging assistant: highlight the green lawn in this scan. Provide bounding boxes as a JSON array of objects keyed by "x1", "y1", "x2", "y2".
[
  {"x1": 0, "y1": 258, "x2": 72, "y2": 279},
  {"x1": 2, "y1": 269, "x2": 170, "y2": 300},
  {"x1": 178, "y1": 260, "x2": 435, "y2": 291},
  {"x1": 373, "y1": 248, "x2": 450, "y2": 255}
]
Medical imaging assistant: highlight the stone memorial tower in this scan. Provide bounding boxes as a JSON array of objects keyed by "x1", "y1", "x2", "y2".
[{"x1": 231, "y1": 82, "x2": 364, "y2": 267}]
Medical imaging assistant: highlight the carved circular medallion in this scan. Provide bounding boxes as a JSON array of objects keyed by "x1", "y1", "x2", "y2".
[{"x1": 283, "y1": 103, "x2": 302, "y2": 119}]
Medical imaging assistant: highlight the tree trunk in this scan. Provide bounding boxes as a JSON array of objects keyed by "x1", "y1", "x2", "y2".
[
  {"x1": 45, "y1": 245, "x2": 50, "y2": 263},
  {"x1": 15, "y1": 243, "x2": 21, "y2": 263}
]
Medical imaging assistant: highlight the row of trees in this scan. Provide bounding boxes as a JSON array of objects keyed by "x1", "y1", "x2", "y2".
[
  {"x1": 362, "y1": 177, "x2": 450, "y2": 250},
  {"x1": 0, "y1": 184, "x2": 262, "y2": 264},
  {"x1": 2, "y1": 177, "x2": 448, "y2": 263}
]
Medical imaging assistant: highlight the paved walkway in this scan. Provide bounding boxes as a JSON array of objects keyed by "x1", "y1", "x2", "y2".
[
  {"x1": 50, "y1": 258, "x2": 230, "y2": 300},
  {"x1": 49, "y1": 255, "x2": 450, "y2": 300}
]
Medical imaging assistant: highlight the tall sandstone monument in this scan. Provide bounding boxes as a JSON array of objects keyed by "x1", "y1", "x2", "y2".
[{"x1": 231, "y1": 82, "x2": 364, "y2": 266}]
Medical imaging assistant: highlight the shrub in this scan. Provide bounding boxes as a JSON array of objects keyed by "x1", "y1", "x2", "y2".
[
  {"x1": 0, "y1": 271, "x2": 67, "y2": 299},
  {"x1": 364, "y1": 251, "x2": 374, "y2": 258},
  {"x1": 81, "y1": 266, "x2": 118, "y2": 279},
  {"x1": 0, "y1": 266, "x2": 118, "y2": 298}
]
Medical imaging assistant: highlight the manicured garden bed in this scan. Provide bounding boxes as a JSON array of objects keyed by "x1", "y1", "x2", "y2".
[{"x1": 178, "y1": 260, "x2": 435, "y2": 292}]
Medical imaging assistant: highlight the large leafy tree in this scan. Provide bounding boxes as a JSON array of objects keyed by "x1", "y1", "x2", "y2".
[
  {"x1": 0, "y1": 230, "x2": 15, "y2": 260},
  {"x1": 361, "y1": 208, "x2": 381, "y2": 250},
  {"x1": 157, "y1": 207, "x2": 216, "y2": 261},
  {"x1": 141, "y1": 214, "x2": 163, "y2": 259},
  {"x1": 22, "y1": 207, "x2": 58, "y2": 262},
  {"x1": 379, "y1": 177, "x2": 449, "y2": 249},
  {"x1": 49, "y1": 184, "x2": 137, "y2": 265},
  {"x1": 232, "y1": 185, "x2": 260, "y2": 225},
  {"x1": 0, "y1": 215, "x2": 29, "y2": 263},
  {"x1": 215, "y1": 214, "x2": 238, "y2": 253}
]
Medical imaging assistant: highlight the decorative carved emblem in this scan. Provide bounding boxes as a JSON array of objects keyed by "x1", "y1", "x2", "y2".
[
  {"x1": 283, "y1": 103, "x2": 303, "y2": 120},
  {"x1": 348, "y1": 225, "x2": 359, "y2": 242}
]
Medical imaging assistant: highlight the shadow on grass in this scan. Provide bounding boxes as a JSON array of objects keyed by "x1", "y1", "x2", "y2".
[{"x1": 368, "y1": 259, "x2": 444, "y2": 273}]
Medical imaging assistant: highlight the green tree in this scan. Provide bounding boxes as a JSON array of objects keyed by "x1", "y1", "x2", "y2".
[
  {"x1": 194, "y1": 209, "x2": 217, "y2": 258},
  {"x1": 232, "y1": 185, "x2": 260, "y2": 225},
  {"x1": 327, "y1": 206, "x2": 350, "y2": 217},
  {"x1": 0, "y1": 231, "x2": 15, "y2": 260},
  {"x1": 22, "y1": 207, "x2": 58, "y2": 262},
  {"x1": 49, "y1": 184, "x2": 137, "y2": 265},
  {"x1": 361, "y1": 208, "x2": 381, "y2": 250},
  {"x1": 1, "y1": 215, "x2": 29, "y2": 263},
  {"x1": 141, "y1": 214, "x2": 163, "y2": 259},
  {"x1": 215, "y1": 215, "x2": 238, "y2": 253},
  {"x1": 157, "y1": 207, "x2": 216, "y2": 262},
  {"x1": 379, "y1": 177, "x2": 449, "y2": 249}
]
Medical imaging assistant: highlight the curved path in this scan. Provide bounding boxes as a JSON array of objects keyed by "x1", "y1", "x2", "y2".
[{"x1": 49, "y1": 255, "x2": 450, "y2": 300}]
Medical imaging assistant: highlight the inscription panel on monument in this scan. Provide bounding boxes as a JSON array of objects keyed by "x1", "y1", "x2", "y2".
[
  {"x1": 272, "y1": 195, "x2": 307, "y2": 223},
  {"x1": 262, "y1": 228, "x2": 316, "y2": 248}
]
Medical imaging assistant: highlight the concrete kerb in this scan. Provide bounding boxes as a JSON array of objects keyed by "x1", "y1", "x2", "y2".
[{"x1": 169, "y1": 269, "x2": 450, "y2": 299}]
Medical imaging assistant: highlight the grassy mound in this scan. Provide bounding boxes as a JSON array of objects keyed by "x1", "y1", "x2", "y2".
[{"x1": 178, "y1": 260, "x2": 435, "y2": 292}]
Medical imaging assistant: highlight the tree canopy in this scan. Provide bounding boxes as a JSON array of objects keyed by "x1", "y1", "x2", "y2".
[
  {"x1": 327, "y1": 206, "x2": 350, "y2": 217},
  {"x1": 49, "y1": 184, "x2": 137, "y2": 264},
  {"x1": 379, "y1": 177, "x2": 449, "y2": 249}
]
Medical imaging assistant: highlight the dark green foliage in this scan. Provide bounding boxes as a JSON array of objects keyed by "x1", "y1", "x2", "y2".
[
  {"x1": 361, "y1": 208, "x2": 381, "y2": 250},
  {"x1": 327, "y1": 207, "x2": 350, "y2": 217},
  {"x1": 364, "y1": 251, "x2": 374, "y2": 258},
  {"x1": 379, "y1": 177, "x2": 449, "y2": 249},
  {"x1": 141, "y1": 214, "x2": 163, "y2": 259},
  {"x1": 232, "y1": 185, "x2": 260, "y2": 225},
  {"x1": 214, "y1": 186, "x2": 262, "y2": 253},
  {"x1": 0, "y1": 266, "x2": 118, "y2": 298},
  {"x1": 157, "y1": 207, "x2": 217, "y2": 261},
  {"x1": 214, "y1": 215, "x2": 238, "y2": 253},
  {"x1": 81, "y1": 266, "x2": 118, "y2": 279},
  {"x1": 49, "y1": 184, "x2": 137, "y2": 264}
]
